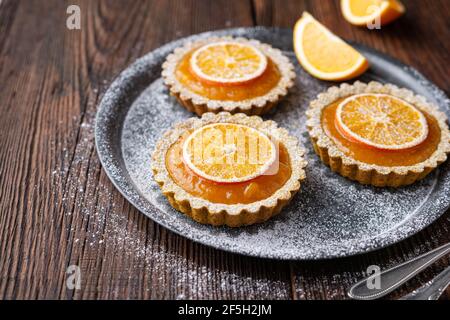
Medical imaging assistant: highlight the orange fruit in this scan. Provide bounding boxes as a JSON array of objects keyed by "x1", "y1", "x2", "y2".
[
  {"x1": 189, "y1": 41, "x2": 268, "y2": 86},
  {"x1": 341, "y1": 0, "x2": 405, "y2": 26},
  {"x1": 182, "y1": 123, "x2": 276, "y2": 183},
  {"x1": 293, "y1": 12, "x2": 369, "y2": 81},
  {"x1": 336, "y1": 94, "x2": 429, "y2": 150}
]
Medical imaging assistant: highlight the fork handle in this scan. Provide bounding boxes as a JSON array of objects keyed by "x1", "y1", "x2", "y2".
[
  {"x1": 347, "y1": 242, "x2": 450, "y2": 300},
  {"x1": 399, "y1": 265, "x2": 450, "y2": 300}
]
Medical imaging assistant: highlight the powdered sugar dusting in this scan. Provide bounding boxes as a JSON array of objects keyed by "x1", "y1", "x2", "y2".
[{"x1": 96, "y1": 27, "x2": 450, "y2": 260}]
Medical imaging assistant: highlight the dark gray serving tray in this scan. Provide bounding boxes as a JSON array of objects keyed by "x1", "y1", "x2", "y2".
[{"x1": 95, "y1": 27, "x2": 450, "y2": 260}]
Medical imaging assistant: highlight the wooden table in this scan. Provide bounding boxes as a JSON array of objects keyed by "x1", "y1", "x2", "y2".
[{"x1": 0, "y1": 0, "x2": 449, "y2": 300}]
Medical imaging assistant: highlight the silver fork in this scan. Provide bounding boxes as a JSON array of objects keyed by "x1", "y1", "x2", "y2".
[
  {"x1": 347, "y1": 242, "x2": 450, "y2": 300},
  {"x1": 399, "y1": 265, "x2": 450, "y2": 300}
]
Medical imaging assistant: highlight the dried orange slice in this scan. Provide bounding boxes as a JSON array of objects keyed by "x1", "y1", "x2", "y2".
[
  {"x1": 293, "y1": 12, "x2": 369, "y2": 81},
  {"x1": 336, "y1": 94, "x2": 428, "y2": 150},
  {"x1": 182, "y1": 123, "x2": 276, "y2": 183},
  {"x1": 341, "y1": 0, "x2": 405, "y2": 26},
  {"x1": 189, "y1": 41, "x2": 268, "y2": 86}
]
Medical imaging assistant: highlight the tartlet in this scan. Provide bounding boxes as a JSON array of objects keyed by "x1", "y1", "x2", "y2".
[
  {"x1": 162, "y1": 37, "x2": 296, "y2": 116},
  {"x1": 306, "y1": 81, "x2": 450, "y2": 187},
  {"x1": 152, "y1": 112, "x2": 307, "y2": 227}
]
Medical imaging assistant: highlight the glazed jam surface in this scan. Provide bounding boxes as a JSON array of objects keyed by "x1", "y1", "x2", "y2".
[
  {"x1": 321, "y1": 98, "x2": 441, "y2": 167},
  {"x1": 165, "y1": 132, "x2": 292, "y2": 205},
  {"x1": 175, "y1": 50, "x2": 282, "y2": 101}
]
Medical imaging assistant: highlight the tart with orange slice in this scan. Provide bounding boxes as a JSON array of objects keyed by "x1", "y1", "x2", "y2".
[
  {"x1": 152, "y1": 112, "x2": 307, "y2": 227},
  {"x1": 162, "y1": 37, "x2": 296, "y2": 116},
  {"x1": 307, "y1": 81, "x2": 450, "y2": 187}
]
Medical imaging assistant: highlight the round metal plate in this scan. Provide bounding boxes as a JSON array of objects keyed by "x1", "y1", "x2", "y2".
[{"x1": 95, "y1": 27, "x2": 450, "y2": 260}]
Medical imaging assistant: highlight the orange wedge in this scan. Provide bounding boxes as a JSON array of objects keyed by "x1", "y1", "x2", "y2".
[
  {"x1": 341, "y1": 0, "x2": 405, "y2": 26},
  {"x1": 336, "y1": 93, "x2": 429, "y2": 150},
  {"x1": 182, "y1": 123, "x2": 276, "y2": 183},
  {"x1": 190, "y1": 41, "x2": 268, "y2": 86},
  {"x1": 293, "y1": 12, "x2": 369, "y2": 81}
]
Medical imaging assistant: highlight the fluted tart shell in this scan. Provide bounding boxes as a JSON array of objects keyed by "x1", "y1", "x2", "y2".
[
  {"x1": 152, "y1": 112, "x2": 307, "y2": 227},
  {"x1": 306, "y1": 81, "x2": 450, "y2": 187},
  {"x1": 161, "y1": 37, "x2": 296, "y2": 116}
]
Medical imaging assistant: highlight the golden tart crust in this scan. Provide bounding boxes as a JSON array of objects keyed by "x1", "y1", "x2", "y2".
[
  {"x1": 162, "y1": 37, "x2": 296, "y2": 116},
  {"x1": 306, "y1": 81, "x2": 450, "y2": 187},
  {"x1": 152, "y1": 112, "x2": 307, "y2": 227}
]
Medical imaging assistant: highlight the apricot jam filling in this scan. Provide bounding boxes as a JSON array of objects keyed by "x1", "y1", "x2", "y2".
[
  {"x1": 175, "y1": 50, "x2": 282, "y2": 101},
  {"x1": 321, "y1": 98, "x2": 441, "y2": 167},
  {"x1": 165, "y1": 131, "x2": 292, "y2": 205}
]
